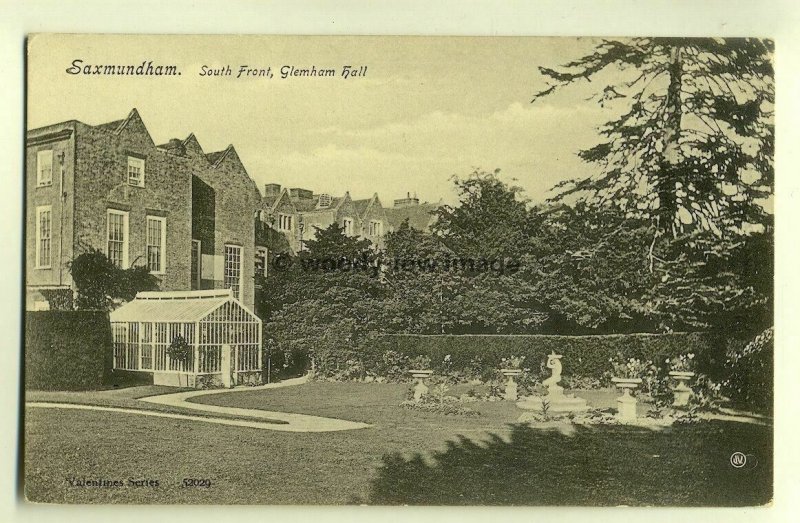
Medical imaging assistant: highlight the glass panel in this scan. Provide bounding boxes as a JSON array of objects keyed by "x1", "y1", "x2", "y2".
[
  {"x1": 224, "y1": 245, "x2": 242, "y2": 300},
  {"x1": 38, "y1": 209, "x2": 51, "y2": 267},
  {"x1": 146, "y1": 217, "x2": 163, "y2": 272}
]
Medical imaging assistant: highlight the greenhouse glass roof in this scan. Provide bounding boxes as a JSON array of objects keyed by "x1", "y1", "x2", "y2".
[{"x1": 109, "y1": 289, "x2": 254, "y2": 323}]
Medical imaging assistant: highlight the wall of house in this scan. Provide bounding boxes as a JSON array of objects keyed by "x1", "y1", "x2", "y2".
[
  {"x1": 25, "y1": 123, "x2": 77, "y2": 309},
  {"x1": 192, "y1": 148, "x2": 259, "y2": 310},
  {"x1": 191, "y1": 175, "x2": 216, "y2": 289},
  {"x1": 359, "y1": 198, "x2": 389, "y2": 249},
  {"x1": 336, "y1": 197, "x2": 359, "y2": 237},
  {"x1": 269, "y1": 193, "x2": 301, "y2": 253},
  {"x1": 71, "y1": 115, "x2": 193, "y2": 294},
  {"x1": 299, "y1": 210, "x2": 335, "y2": 243}
]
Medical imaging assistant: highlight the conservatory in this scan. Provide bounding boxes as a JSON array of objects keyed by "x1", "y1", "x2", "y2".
[{"x1": 109, "y1": 289, "x2": 262, "y2": 388}]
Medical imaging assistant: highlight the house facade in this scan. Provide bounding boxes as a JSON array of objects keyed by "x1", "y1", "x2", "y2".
[
  {"x1": 256, "y1": 185, "x2": 440, "y2": 254},
  {"x1": 353, "y1": 193, "x2": 389, "y2": 249},
  {"x1": 26, "y1": 109, "x2": 260, "y2": 311},
  {"x1": 259, "y1": 185, "x2": 364, "y2": 252}
]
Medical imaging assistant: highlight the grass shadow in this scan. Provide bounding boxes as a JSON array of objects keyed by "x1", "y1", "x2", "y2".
[{"x1": 365, "y1": 420, "x2": 772, "y2": 506}]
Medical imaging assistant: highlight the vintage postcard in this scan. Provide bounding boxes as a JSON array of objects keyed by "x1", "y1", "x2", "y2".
[{"x1": 23, "y1": 34, "x2": 773, "y2": 505}]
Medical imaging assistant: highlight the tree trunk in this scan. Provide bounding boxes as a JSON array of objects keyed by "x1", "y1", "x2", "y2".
[{"x1": 658, "y1": 46, "x2": 684, "y2": 236}]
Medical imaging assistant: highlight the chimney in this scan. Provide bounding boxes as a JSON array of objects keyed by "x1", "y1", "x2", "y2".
[
  {"x1": 264, "y1": 183, "x2": 281, "y2": 197},
  {"x1": 394, "y1": 192, "x2": 420, "y2": 208},
  {"x1": 289, "y1": 188, "x2": 314, "y2": 201}
]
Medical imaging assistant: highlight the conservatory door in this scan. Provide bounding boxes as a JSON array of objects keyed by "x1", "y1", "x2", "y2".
[{"x1": 220, "y1": 344, "x2": 238, "y2": 388}]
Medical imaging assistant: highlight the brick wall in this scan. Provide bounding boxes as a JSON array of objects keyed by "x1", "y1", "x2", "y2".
[
  {"x1": 25, "y1": 123, "x2": 77, "y2": 308},
  {"x1": 71, "y1": 113, "x2": 193, "y2": 293},
  {"x1": 192, "y1": 146, "x2": 259, "y2": 310}
]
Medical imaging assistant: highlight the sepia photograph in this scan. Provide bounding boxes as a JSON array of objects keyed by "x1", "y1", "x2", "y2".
[{"x1": 22, "y1": 33, "x2": 774, "y2": 506}]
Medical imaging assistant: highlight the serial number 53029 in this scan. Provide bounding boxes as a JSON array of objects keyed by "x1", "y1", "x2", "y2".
[{"x1": 182, "y1": 478, "x2": 212, "y2": 488}]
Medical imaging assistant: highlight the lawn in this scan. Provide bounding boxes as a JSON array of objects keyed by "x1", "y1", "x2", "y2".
[{"x1": 24, "y1": 381, "x2": 772, "y2": 505}]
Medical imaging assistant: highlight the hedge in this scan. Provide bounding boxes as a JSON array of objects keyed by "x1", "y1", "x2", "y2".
[
  {"x1": 375, "y1": 332, "x2": 722, "y2": 379},
  {"x1": 25, "y1": 311, "x2": 113, "y2": 390}
]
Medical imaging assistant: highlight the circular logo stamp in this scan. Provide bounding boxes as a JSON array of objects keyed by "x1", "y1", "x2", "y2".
[{"x1": 730, "y1": 452, "x2": 747, "y2": 468}]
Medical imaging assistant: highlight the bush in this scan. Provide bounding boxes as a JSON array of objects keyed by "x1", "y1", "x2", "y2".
[
  {"x1": 25, "y1": 311, "x2": 112, "y2": 390},
  {"x1": 400, "y1": 384, "x2": 479, "y2": 416},
  {"x1": 68, "y1": 249, "x2": 159, "y2": 311},
  {"x1": 166, "y1": 335, "x2": 191, "y2": 363},
  {"x1": 376, "y1": 332, "x2": 719, "y2": 382},
  {"x1": 722, "y1": 327, "x2": 773, "y2": 413}
]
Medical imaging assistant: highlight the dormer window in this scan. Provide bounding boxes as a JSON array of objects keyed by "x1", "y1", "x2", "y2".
[
  {"x1": 318, "y1": 193, "x2": 332, "y2": 208},
  {"x1": 127, "y1": 156, "x2": 145, "y2": 187}
]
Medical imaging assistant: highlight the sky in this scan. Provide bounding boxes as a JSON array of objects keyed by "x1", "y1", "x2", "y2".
[{"x1": 28, "y1": 35, "x2": 612, "y2": 205}]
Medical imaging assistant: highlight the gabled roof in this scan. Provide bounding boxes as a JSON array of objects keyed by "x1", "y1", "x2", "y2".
[
  {"x1": 157, "y1": 137, "x2": 185, "y2": 152},
  {"x1": 205, "y1": 147, "x2": 230, "y2": 166},
  {"x1": 110, "y1": 289, "x2": 258, "y2": 323},
  {"x1": 94, "y1": 108, "x2": 142, "y2": 135},
  {"x1": 264, "y1": 188, "x2": 296, "y2": 214},
  {"x1": 94, "y1": 118, "x2": 126, "y2": 134},
  {"x1": 353, "y1": 198, "x2": 371, "y2": 216},
  {"x1": 353, "y1": 193, "x2": 383, "y2": 219}
]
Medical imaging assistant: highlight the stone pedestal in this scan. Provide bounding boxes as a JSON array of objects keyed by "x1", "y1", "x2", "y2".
[
  {"x1": 669, "y1": 371, "x2": 695, "y2": 407},
  {"x1": 516, "y1": 390, "x2": 589, "y2": 415},
  {"x1": 616, "y1": 389, "x2": 637, "y2": 422},
  {"x1": 501, "y1": 369, "x2": 522, "y2": 401},
  {"x1": 611, "y1": 378, "x2": 642, "y2": 422},
  {"x1": 409, "y1": 369, "x2": 433, "y2": 402}
]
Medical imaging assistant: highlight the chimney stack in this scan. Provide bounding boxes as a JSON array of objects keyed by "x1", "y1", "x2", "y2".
[{"x1": 264, "y1": 183, "x2": 282, "y2": 197}]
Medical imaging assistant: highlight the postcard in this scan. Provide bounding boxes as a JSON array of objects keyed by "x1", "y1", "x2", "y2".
[{"x1": 23, "y1": 34, "x2": 773, "y2": 505}]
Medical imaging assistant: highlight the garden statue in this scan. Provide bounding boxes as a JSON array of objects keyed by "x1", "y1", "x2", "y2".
[
  {"x1": 517, "y1": 352, "x2": 588, "y2": 420},
  {"x1": 542, "y1": 353, "x2": 564, "y2": 395}
]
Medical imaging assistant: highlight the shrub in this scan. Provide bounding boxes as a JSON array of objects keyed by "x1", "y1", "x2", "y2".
[
  {"x1": 721, "y1": 327, "x2": 773, "y2": 413},
  {"x1": 25, "y1": 311, "x2": 112, "y2": 390},
  {"x1": 372, "y1": 350, "x2": 410, "y2": 382},
  {"x1": 376, "y1": 332, "x2": 718, "y2": 382},
  {"x1": 68, "y1": 248, "x2": 159, "y2": 311},
  {"x1": 607, "y1": 355, "x2": 652, "y2": 380},
  {"x1": 166, "y1": 335, "x2": 191, "y2": 363},
  {"x1": 400, "y1": 384, "x2": 479, "y2": 416},
  {"x1": 667, "y1": 353, "x2": 697, "y2": 373}
]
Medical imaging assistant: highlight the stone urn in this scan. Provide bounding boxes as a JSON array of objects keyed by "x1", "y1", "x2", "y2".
[
  {"x1": 611, "y1": 377, "x2": 642, "y2": 422},
  {"x1": 409, "y1": 369, "x2": 433, "y2": 402},
  {"x1": 500, "y1": 368, "x2": 523, "y2": 401},
  {"x1": 668, "y1": 371, "x2": 695, "y2": 407}
]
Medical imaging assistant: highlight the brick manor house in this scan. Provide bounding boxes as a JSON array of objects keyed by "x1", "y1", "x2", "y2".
[{"x1": 25, "y1": 109, "x2": 441, "y2": 312}]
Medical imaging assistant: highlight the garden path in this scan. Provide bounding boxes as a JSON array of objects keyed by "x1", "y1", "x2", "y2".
[
  {"x1": 27, "y1": 376, "x2": 371, "y2": 433},
  {"x1": 137, "y1": 375, "x2": 372, "y2": 432}
]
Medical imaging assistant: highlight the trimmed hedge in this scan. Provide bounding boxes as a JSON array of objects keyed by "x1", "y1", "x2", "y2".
[
  {"x1": 25, "y1": 311, "x2": 113, "y2": 390},
  {"x1": 375, "y1": 332, "x2": 721, "y2": 379}
]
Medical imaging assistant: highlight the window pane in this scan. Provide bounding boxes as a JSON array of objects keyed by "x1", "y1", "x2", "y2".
[
  {"x1": 37, "y1": 150, "x2": 53, "y2": 186},
  {"x1": 127, "y1": 157, "x2": 144, "y2": 186},
  {"x1": 191, "y1": 241, "x2": 201, "y2": 289},
  {"x1": 146, "y1": 217, "x2": 163, "y2": 272},
  {"x1": 107, "y1": 212, "x2": 126, "y2": 267},
  {"x1": 37, "y1": 209, "x2": 51, "y2": 267},
  {"x1": 224, "y1": 245, "x2": 242, "y2": 300}
]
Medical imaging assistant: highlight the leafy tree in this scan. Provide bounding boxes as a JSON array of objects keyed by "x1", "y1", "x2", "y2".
[
  {"x1": 302, "y1": 222, "x2": 374, "y2": 261},
  {"x1": 534, "y1": 38, "x2": 774, "y2": 236},
  {"x1": 384, "y1": 219, "x2": 443, "y2": 262},
  {"x1": 68, "y1": 249, "x2": 159, "y2": 311},
  {"x1": 431, "y1": 169, "x2": 545, "y2": 259},
  {"x1": 522, "y1": 203, "x2": 655, "y2": 333}
]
